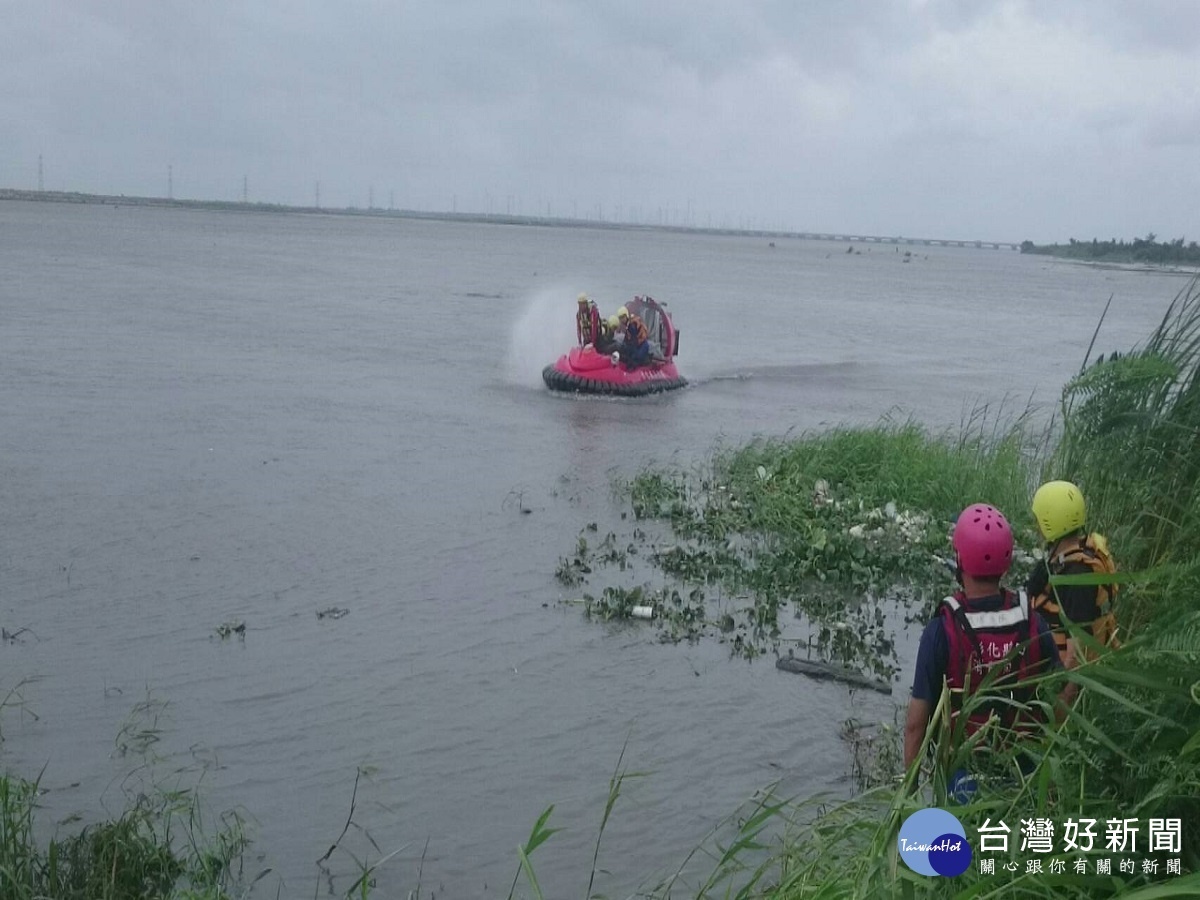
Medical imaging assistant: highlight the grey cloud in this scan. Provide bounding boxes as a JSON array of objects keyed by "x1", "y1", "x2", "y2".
[
  {"x1": 1143, "y1": 108, "x2": 1200, "y2": 148},
  {"x1": 4, "y1": 0, "x2": 1197, "y2": 240}
]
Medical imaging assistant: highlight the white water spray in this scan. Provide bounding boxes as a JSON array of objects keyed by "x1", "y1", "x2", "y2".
[{"x1": 505, "y1": 285, "x2": 582, "y2": 386}]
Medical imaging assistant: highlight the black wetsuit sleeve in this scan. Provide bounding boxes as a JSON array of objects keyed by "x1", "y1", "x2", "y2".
[
  {"x1": 1053, "y1": 560, "x2": 1100, "y2": 625},
  {"x1": 1024, "y1": 559, "x2": 1050, "y2": 599},
  {"x1": 1034, "y1": 615, "x2": 1063, "y2": 669}
]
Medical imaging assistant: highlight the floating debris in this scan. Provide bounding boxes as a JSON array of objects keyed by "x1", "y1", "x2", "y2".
[
  {"x1": 316, "y1": 607, "x2": 350, "y2": 620},
  {"x1": 812, "y1": 478, "x2": 832, "y2": 507},
  {"x1": 776, "y1": 653, "x2": 893, "y2": 695},
  {"x1": 215, "y1": 620, "x2": 246, "y2": 640}
]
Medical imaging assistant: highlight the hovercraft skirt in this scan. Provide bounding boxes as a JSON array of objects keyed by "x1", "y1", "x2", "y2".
[{"x1": 542, "y1": 365, "x2": 687, "y2": 397}]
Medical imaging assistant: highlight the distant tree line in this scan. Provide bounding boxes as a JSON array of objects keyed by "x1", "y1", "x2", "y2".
[{"x1": 1020, "y1": 233, "x2": 1200, "y2": 265}]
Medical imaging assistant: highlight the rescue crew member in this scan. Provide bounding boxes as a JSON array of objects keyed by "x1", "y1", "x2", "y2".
[
  {"x1": 576, "y1": 293, "x2": 601, "y2": 347},
  {"x1": 1025, "y1": 480, "x2": 1119, "y2": 658},
  {"x1": 617, "y1": 305, "x2": 650, "y2": 367},
  {"x1": 595, "y1": 314, "x2": 622, "y2": 355},
  {"x1": 904, "y1": 504, "x2": 1077, "y2": 794}
]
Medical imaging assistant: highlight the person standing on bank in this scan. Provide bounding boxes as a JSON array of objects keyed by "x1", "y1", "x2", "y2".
[
  {"x1": 1026, "y1": 480, "x2": 1119, "y2": 659},
  {"x1": 904, "y1": 504, "x2": 1077, "y2": 789}
]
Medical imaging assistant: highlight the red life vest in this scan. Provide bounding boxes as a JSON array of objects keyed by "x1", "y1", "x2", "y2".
[{"x1": 937, "y1": 589, "x2": 1044, "y2": 738}]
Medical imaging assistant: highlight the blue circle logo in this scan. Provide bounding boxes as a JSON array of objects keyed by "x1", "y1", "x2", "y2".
[{"x1": 898, "y1": 808, "x2": 972, "y2": 877}]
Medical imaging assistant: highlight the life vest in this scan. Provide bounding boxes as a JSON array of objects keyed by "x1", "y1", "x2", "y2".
[
  {"x1": 624, "y1": 314, "x2": 648, "y2": 346},
  {"x1": 938, "y1": 590, "x2": 1044, "y2": 739},
  {"x1": 1031, "y1": 532, "x2": 1118, "y2": 653}
]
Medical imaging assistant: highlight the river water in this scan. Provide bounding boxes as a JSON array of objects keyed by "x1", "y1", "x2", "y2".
[{"x1": 0, "y1": 200, "x2": 1186, "y2": 897}]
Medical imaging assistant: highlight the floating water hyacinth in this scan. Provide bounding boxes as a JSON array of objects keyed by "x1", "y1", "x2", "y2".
[
  {"x1": 845, "y1": 504, "x2": 931, "y2": 547},
  {"x1": 1012, "y1": 547, "x2": 1039, "y2": 566},
  {"x1": 580, "y1": 422, "x2": 1073, "y2": 675},
  {"x1": 895, "y1": 511, "x2": 930, "y2": 543}
]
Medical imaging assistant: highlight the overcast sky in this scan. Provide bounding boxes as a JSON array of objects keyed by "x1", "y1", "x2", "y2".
[{"x1": 5, "y1": 1, "x2": 1198, "y2": 242}]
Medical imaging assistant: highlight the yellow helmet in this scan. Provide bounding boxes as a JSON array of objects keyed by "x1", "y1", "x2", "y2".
[
  {"x1": 1031, "y1": 480, "x2": 1086, "y2": 542},
  {"x1": 577, "y1": 293, "x2": 589, "y2": 305},
  {"x1": 617, "y1": 306, "x2": 629, "y2": 319},
  {"x1": 607, "y1": 315, "x2": 620, "y2": 329}
]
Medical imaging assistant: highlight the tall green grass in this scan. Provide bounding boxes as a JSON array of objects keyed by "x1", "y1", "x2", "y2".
[
  {"x1": 0, "y1": 770, "x2": 249, "y2": 900},
  {"x1": 631, "y1": 408, "x2": 1039, "y2": 539},
  {"x1": 1052, "y1": 278, "x2": 1200, "y2": 631},
  {"x1": 712, "y1": 410, "x2": 1040, "y2": 527}
]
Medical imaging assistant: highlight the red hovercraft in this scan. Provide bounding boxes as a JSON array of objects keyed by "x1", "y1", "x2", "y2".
[{"x1": 542, "y1": 295, "x2": 686, "y2": 396}]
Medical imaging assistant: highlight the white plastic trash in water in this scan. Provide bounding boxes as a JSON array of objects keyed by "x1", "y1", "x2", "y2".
[{"x1": 630, "y1": 606, "x2": 655, "y2": 619}]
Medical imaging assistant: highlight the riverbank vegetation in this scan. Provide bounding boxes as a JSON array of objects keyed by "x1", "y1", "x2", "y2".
[
  {"x1": 1021, "y1": 233, "x2": 1200, "y2": 268},
  {"x1": 0, "y1": 694, "x2": 396, "y2": 899},
  {"x1": 0, "y1": 693, "x2": 253, "y2": 900},
  {"x1": 556, "y1": 411, "x2": 1041, "y2": 684},
  {"x1": 0, "y1": 772, "x2": 249, "y2": 900}
]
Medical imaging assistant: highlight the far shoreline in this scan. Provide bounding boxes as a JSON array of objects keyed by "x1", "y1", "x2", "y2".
[
  {"x1": 11, "y1": 187, "x2": 1192, "y2": 275},
  {"x1": 1046, "y1": 257, "x2": 1200, "y2": 276},
  {"x1": 1021, "y1": 237, "x2": 1200, "y2": 275},
  {"x1": 0, "y1": 186, "x2": 1020, "y2": 249}
]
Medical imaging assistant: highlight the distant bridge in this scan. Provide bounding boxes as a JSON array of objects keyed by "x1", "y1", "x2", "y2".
[
  {"x1": 789, "y1": 232, "x2": 1020, "y2": 251},
  {"x1": 693, "y1": 220, "x2": 1021, "y2": 249}
]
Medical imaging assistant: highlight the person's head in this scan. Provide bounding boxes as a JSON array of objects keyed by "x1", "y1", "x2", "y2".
[
  {"x1": 607, "y1": 315, "x2": 620, "y2": 331},
  {"x1": 952, "y1": 503, "x2": 1013, "y2": 589},
  {"x1": 577, "y1": 293, "x2": 589, "y2": 307},
  {"x1": 617, "y1": 306, "x2": 629, "y2": 322},
  {"x1": 1031, "y1": 480, "x2": 1086, "y2": 543}
]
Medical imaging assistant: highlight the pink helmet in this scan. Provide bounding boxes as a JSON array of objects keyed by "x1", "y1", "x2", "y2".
[{"x1": 952, "y1": 504, "x2": 1013, "y2": 577}]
